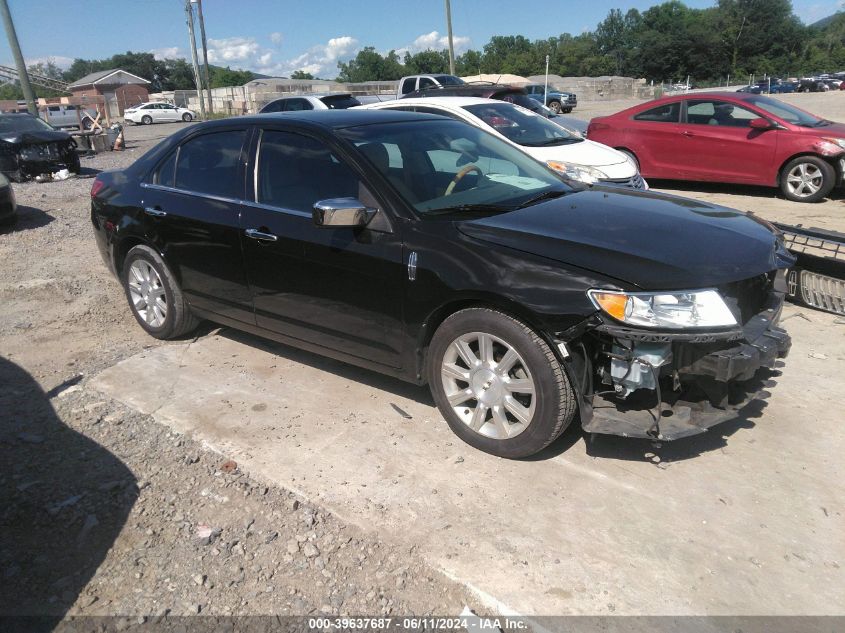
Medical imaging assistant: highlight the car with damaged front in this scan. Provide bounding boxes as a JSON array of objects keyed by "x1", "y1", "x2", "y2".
[
  {"x1": 0, "y1": 113, "x2": 80, "y2": 182},
  {"x1": 90, "y1": 111, "x2": 793, "y2": 458}
]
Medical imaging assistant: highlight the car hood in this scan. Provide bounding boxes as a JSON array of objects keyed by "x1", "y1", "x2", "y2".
[
  {"x1": 520, "y1": 139, "x2": 633, "y2": 177},
  {"x1": 0, "y1": 130, "x2": 71, "y2": 145},
  {"x1": 458, "y1": 187, "x2": 792, "y2": 290},
  {"x1": 789, "y1": 120, "x2": 845, "y2": 137}
]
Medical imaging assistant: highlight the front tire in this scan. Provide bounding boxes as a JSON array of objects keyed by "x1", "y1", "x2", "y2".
[
  {"x1": 780, "y1": 156, "x2": 835, "y2": 203},
  {"x1": 141, "y1": 115, "x2": 153, "y2": 125},
  {"x1": 182, "y1": 112, "x2": 193, "y2": 122},
  {"x1": 548, "y1": 100, "x2": 562, "y2": 114},
  {"x1": 122, "y1": 245, "x2": 199, "y2": 339},
  {"x1": 427, "y1": 308, "x2": 576, "y2": 458}
]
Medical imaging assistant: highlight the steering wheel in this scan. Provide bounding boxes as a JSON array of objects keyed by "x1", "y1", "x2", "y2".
[{"x1": 445, "y1": 164, "x2": 482, "y2": 196}]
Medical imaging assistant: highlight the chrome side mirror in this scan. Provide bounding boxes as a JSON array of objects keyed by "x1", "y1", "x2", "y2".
[{"x1": 313, "y1": 198, "x2": 376, "y2": 228}]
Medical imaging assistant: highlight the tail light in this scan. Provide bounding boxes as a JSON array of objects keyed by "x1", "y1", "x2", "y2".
[{"x1": 90, "y1": 177, "x2": 106, "y2": 198}]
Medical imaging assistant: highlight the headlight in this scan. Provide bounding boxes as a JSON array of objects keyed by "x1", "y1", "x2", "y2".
[
  {"x1": 546, "y1": 160, "x2": 606, "y2": 184},
  {"x1": 588, "y1": 289, "x2": 737, "y2": 329},
  {"x1": 822, "y1": 137, "x2": 845, "y2": 149}
]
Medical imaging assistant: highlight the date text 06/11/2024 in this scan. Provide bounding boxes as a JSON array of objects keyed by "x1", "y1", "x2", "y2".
[{"x1": 307, "y1": 617, "x2": 529, "y2": 630}]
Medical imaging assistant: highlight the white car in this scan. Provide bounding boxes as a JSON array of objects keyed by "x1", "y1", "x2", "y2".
[
  {"x1": 356, "y1": 97, "x2": 646, "y2": 189},
  {"x1": 259, "y1": 93, "x2": 361, "y2": 113},
  {"x1": 124, "y1": 102, "x2": 195, "y2": 125}
]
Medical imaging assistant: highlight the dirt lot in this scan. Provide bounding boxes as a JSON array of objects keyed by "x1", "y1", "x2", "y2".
[{"x1": 1, "y1": 100, "x2": 843, "y2": 622}]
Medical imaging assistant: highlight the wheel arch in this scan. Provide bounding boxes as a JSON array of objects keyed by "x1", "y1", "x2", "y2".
[
  {"x1": 414, "y1": 293, "x2": 559, "y2": 383},
  {"x1": 776, "y1": 152, "x2": 840, "y2": 187},
  {"x1": 114, "y1": 235, "x2": 168, "y2": 279}
]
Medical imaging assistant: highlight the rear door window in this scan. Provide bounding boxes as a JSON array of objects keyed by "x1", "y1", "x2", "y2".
[
  {"x1": 283, "y1": 98, "x2": 312, "y2": 111},
  {"x1": 633, "y1": 103, "x2": 681, "y2": 123},
  {"x1": 155, "y1": 151, "x2": 177, "y2": 187},
  {"x1": 400, "y1": 78, "x2": 416, "y2": 95},
  {"x1": 174, "y1": 130, "x2": 247, "y2": 199}
]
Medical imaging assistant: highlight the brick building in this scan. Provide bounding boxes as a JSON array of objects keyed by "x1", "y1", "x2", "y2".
[{"x1": 68, "y1": 69, "x2": 151, "y2": 118}]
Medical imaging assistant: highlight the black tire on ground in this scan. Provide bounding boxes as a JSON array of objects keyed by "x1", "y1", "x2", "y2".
[
  {"x1": 548, "y1": 100, "x2": 562, "y2": 114},
  {"x1": 67, "y1": 153, "x2": 81, "y2": 175},
  {"x1": 122, "y1": 245, "x2": 199, "y2": 340},
  {"x1": 617, "y1": 148, "x2": 640, "y2": 170},
  {"x1": 141, "y1": 115, "x2": 153, "y2": 125},
  {"x1": 427, "y1": 307, "x2": 576, "y2": 459},
  {"x1": 182, "y1": 113, "x2": 193, "y2": 122},
  {"x1": 780, "y1": 155, "x2": 835, "y2": 203},
  {"x1": 563, "y1": 107, "x2": 573, "y2": 113}
]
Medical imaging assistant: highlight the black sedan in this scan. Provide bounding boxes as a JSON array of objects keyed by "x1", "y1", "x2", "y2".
[
  {"x1": 0, "y1": 113, "x2": 80, "y2": 182},
  {"x1": 91, "y1": 111, "x2": 793, "y2": 458}
]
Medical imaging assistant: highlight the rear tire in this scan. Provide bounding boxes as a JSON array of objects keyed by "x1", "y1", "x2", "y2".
[
  {"x1": 427, "y1": 308, "x2": 576, "y2": 458},
  {"x1": 182, "y1": 113, "x2": 193, "y2": 122},
  {"x1": 780, "y1": 156, "x2": 835, "y2": 203},
  {"x1": 141, "y1": 115, "x2": 153, "y2": 125},
  {"x1": 122, "y1": 245, "x2": 199, "y2": 339}
]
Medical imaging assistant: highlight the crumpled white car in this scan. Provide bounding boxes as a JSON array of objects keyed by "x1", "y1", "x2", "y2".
[
  {"x1": 124, "y1": 102, "x2": 196, "y2": 125},
  {"x1": 356, "y1": 97, "x2": 647, "y2": 189}
]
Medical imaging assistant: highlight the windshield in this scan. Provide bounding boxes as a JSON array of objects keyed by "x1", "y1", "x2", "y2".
[
  {"x1": 339, "y1": 118, "x2": 571, "y2": 216},
  {"x1": 320, "y1": 94, "x2": 361, "y2": 109},
  {"x1": 746, "y1": 96, "x2": 826, "y2": 127},
  {"x1": 0, "y1": 114, "x2": 55, "y2": 134},
  {"x1": 435, "y1": 75, "x2": 465, "y2": 86},
  {"x1": 463, "y1": 102, "x2": 582, "y2": 146}
]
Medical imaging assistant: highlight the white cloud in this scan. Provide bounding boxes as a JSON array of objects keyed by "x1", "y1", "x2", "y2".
[
  {"x1": 400, "y1": 30, "x2": 470, "y2": 56},
  {"x1": 150, "y1": 47, "x2": 183, "y2": 61},
  {"x1": 270, "y1": 32, "x2": 283, "y2": 46},
  {"x1": 207, "y1": 36, "x2": 263, "y2": 64},
  {"x1": 271, "y1": 35, "x2": 359, "y2": 78}
]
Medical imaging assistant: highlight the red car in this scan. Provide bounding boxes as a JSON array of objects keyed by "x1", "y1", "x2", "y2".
[{"x1": 587, "y1": 92, "x2": 845, "y2": 202}]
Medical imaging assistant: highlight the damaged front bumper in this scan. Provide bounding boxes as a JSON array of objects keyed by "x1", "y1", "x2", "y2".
[{"x1": 573, "y1": 291, "x2": 791, "y2": 441}]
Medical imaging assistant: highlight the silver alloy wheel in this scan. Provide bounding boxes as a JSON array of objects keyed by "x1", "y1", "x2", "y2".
[
  {"x1": 786, "y1": 162, "x2": 824, "y2": 198},
  {"x1": 128, "y1": 260, "x2": 167, "y2": 328},
  {"x1": 440, "y1": 331, "x2": 536, "y2": 439}
]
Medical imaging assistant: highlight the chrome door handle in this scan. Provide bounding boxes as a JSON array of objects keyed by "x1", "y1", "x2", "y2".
[
  {"x1": 245, "y1": 228, "x2": 278, "y2": 242},
  {"x1": 144, "y1": 206, "x2": 167, "y2": 217}
]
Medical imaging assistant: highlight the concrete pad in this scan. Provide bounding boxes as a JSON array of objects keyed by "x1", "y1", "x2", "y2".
[{"x1": 90, "y1": 305, "x2": 845, "y2": 615}]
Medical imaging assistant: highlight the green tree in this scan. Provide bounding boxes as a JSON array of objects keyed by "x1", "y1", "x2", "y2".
[
  {"x1": 336, "y1": 47, "x2": 405, "y2": 82},
  {"x1": 403, "y1": 49, "x2": 450, "y2": 74},
  {"x1": 291, "y1": 70, "x2": 314, "y2": 80}
]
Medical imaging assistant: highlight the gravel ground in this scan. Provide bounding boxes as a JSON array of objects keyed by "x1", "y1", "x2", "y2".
[{"x1": 0, "y1": 123, "x2": 475, "y2": 621}]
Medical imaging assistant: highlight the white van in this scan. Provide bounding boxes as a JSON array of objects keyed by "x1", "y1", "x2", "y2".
[{"x1": 41, "y1": 104, "x2": 97, "y2": 129}]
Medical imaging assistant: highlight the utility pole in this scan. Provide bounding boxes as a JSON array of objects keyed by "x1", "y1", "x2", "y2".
[
  {"x1": 543, "y1": 55, "x2": 549, "y2": 107},
  {"x1": 444, "y1": 0, "x2": 455, "y2": 76},
  {"x1": 195, "y1": 0, "x2": 213, "y2": 114},
  {"x1": 185, "y1": 0, "x2": 206, "y2": 120},
  {"x1": 0, "y1": 0, "x2": 36, "y2": 115}
]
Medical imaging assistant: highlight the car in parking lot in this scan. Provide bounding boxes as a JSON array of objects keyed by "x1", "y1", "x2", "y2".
[
  {"x1": 0, "y1": 113, "x2": 81, "y2": 182},
  {"x1": 357, "y1": 97, "x2": 644, "y2": 188},
  {"x1": 124, "y1": 102, "x2": 195, "y2": 125},
  {"x1": 91, "y1": 110, "x2": 793, "y2": 458},
  {"x1": 259, "y1": 94, "x2": 362, "y2": 113},
  {"x1": 587, "y1": 92, "x2": 845, "y2": 202},
  {"x1": 523, "y1": 83, "x2": 578, "y2": 113}
]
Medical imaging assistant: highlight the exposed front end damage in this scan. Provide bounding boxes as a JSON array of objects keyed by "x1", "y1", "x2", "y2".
[
  {"x1": 0, "y1": 133, "x2": 80, "y2": 183},
  {"x1": 561, "y1": 271, "x2": 792, "y2": 441}
]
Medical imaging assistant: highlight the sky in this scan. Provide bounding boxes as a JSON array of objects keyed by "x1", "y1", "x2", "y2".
[{"x1": 2, "y1": 0, "x2": 844, "y2": 79}]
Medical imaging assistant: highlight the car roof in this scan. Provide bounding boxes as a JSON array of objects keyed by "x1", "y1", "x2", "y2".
[
  {"x1": 219, "y1": 109, "x2": 447, "y2": 129},
  {"x1": 375, "y1": 96, "x2": 500, "y2": 107}
]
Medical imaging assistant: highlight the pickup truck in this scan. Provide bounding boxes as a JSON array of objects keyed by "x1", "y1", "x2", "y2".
[
  {"x1": 523, "y1": 83, "x2": 577, "y2": 113},
  {"x1": 397, "y1": 74, "x2": 465, "y2": 98}
]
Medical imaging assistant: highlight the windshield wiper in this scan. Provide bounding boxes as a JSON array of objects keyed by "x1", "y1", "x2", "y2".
[
  {"x1": 424, "y1": 203, "x2": 515, "y2": 216},
  {"x1": 813, "y1": 119, "x2": 832, "y2": 127},
  {"x1": 516, "y1": 189, "x2": 569, "y2": 208},
  {"x1": 522, "y1": 137, "x2": 580, "y2": 147}
]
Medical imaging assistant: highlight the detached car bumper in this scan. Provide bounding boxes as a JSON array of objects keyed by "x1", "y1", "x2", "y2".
[{"x1": 578, "y1": 290, "x2": 791, "y2": 441}]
